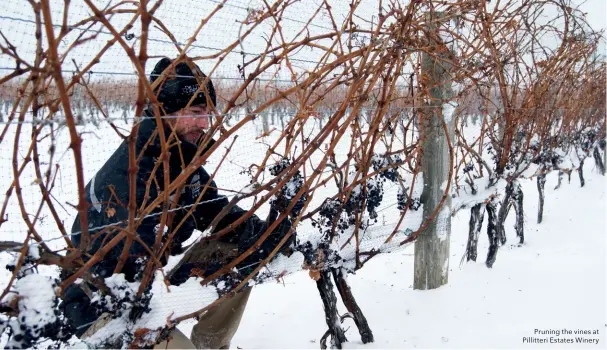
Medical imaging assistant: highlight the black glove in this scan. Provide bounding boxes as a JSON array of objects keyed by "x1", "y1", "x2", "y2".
[
  {"x1": 170, "y1": 212, "x2": 295, "y2": 285},
  {"x1": 60, "y1": 284, "x2": 100, "y2": 337},
  {"x1": 236, "y1": 211, "x2": 295, "y2": 275}
]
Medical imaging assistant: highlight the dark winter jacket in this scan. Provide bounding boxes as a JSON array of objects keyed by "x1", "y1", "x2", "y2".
[{"x1": 61, "y1": 110, "x2": 292, "y2": 336}]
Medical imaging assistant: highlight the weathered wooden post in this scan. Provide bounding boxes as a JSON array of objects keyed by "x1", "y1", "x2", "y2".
[
  {"x1": 413, "y1": 11, "x2": 455, "y2": 290},
  {"x1": 261, "y1": 108, "x2": 270, "y2": 134}
]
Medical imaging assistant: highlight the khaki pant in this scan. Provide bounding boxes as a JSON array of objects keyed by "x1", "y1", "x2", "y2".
[
  {"x1": 83, "y1": 241, "x2": 252, "y2": 349},
  {"x1": 154, "y1": 286, "x2": 252, "y2": 349}
]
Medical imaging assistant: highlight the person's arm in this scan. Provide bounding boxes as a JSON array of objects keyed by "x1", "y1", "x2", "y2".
[{"x1": 191, "y1": 168, "x2": 294, "y2": 262}]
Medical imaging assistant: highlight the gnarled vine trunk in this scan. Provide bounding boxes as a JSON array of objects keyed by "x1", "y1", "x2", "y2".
[
  {"x1": 317, "y1": 271, "x2": 347, "y2": 349},
  {"x1": 485, "y1": 199, "x2": 499, "y2": 268},
  {"x1": 512, "y1": 181, "x2": 524, "y2": 244},
  {"x1": 578, "y1": 159, "x2": 585, "y2": 187},
  {"x1": 496, "y1": 182, "x2": 514, "y2": 245},
  {"x1": 593, "y1": 146, "x2": 605, "y2": 175},
  {"x1": 465, "y1": 203, "x2": 485, "y2": 262},
  {"x1": 332, "y1": 269, "x2": 374, "y2": 344},
  {"x1": 554, "y1": 170, "x2": 564, "y2": 190},
  {"x1": 537, "y1": 174, "x2": 546, "y2": 224}
]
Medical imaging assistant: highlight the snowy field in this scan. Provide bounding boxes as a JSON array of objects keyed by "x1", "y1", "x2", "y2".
[
  {"x1": 199, "y1": 158, "x2": 605, "y2": 349},
  {"x1": 0, "y1": 106, "x2": 605, "y2": 348},
  {"x1": 1, "y1": 0, "x2": 606, "y2": 347},
  {"x1": 0, "y1": 113, "x2": 606, "y2": 348}
]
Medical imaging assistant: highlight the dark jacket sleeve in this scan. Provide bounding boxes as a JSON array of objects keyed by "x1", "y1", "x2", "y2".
[
  {"x1": 189, "y1": 167, "x2": 294, "y2": 267},
  {"x1": 68, "y1": 119, "x2": 175, "y2": 280},
  {"x1": 187, "y1": 166, "x2": 264, "y2": 244}
]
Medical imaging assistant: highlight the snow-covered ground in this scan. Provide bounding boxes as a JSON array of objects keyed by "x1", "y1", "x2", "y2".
[
  {"x1": 1, "y1": 113, "x2": 606, "y2": 348},
  {"x1": 1, "y1": 0, "x2": 606, "y2": 346},
  {"x1": 177, "y1": 159, "x2": 606, "y2": 348},
  {"x1": 0, "y1": 110, "x2": 605, "y2": 348}
]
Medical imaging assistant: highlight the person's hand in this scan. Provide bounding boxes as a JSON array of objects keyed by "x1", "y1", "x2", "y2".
[{"x1": 236, "y1": 214, "x2": 295, "y2": 275}]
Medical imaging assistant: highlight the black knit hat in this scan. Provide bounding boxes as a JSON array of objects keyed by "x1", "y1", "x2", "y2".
[{"x1": 149, "y1": 57, "x2": 216, "y2": 115}]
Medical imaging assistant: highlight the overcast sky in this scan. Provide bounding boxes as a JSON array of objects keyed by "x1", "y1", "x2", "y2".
[
  {"x1": 0, "y1": 0, "x2": 605, "y2": 83},
  {"x1": 577, "y1": 0, "x2": 606, "y2": 32},
  {"x1": 570, "y1": 0, "x2": 606, "y2": 55}
]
